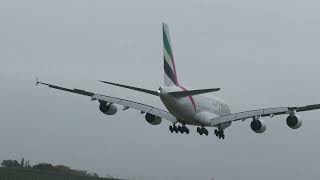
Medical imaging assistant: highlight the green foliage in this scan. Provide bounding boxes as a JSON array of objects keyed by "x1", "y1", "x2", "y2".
[
  {"x1": 20, "y1": 158, "x2": 24, "y2": 167},
  {"x1": 0, "y1": 168, "x2": 121, "y2": 180},
  {"x1": 1, "y1": 160, "x2": 23, "y2": 168},
  {"x1": 0, "y1": 159, "x2": 122, "y2": 180}
]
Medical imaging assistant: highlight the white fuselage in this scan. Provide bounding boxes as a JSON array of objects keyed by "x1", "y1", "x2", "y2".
[{"x1": 159, "y1": 86, "x2": 231, "y2": 127}]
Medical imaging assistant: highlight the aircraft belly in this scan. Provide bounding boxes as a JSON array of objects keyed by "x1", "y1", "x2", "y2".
[
  {"x1": 161, "y1": 96, "x2": 197, "y2": 125},
  {"x1": 160, "y1": 91, "x2": 227, "y2": 126}
]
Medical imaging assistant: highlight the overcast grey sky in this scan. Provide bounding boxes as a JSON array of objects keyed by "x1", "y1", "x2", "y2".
[{"x1": 1, "y1": 0, "x2": 320, "y2": 179}]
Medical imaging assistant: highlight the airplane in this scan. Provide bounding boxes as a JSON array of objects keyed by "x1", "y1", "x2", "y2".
[{"x1": 37, "y1": 23, "x2": 320, "y2": 139}]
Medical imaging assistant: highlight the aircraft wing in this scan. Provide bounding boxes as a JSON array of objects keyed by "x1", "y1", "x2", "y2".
[
  {"x1": 210, "y1": 105, "x2": 320, "y2": 126},
  {"x1": 36, "y1": 81, "x2": 177, "y2": 123}
]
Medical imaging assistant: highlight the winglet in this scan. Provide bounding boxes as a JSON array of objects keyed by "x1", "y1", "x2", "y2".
[
  {"x1": 35, "y1": 78, "x2": 50, "y2": 87},
  {"x1": 35, "y1": 77, "x2": 40, "y2": 86}
]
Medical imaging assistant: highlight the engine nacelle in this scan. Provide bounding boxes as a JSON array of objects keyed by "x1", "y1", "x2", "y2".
[
  {"x1": 145, "y1": 113, "x2": 162, "y2": 125},
  {"x1": 286, "y1": 115, "x2": 302, "y2": 129},
  {"x1": 250, "y1": 119, "x2": 266, "y2": 133},
  {"x1": 99, "y1": 102, "x2": 117, "y2": 115}
]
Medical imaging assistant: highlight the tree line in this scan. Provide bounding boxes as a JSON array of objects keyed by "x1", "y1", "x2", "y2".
[{"x1": 1, "y1": 158, "x2": 101, "y2": 178}]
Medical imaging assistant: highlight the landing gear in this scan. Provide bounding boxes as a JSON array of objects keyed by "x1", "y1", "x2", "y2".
[
  {"x1": 169, "y1": 124, "x2": 225, "y2": 139},
  {"x1": 169, "y1": 124, "x2": 189, "y2": 134},
  {"x1": 196, "y1": 127, "x2": 209, "y2": 136},
  {"x1": 214, "y1": 128, "x2": 225, "y2": 139},
  {"x1": 169, "y1": 125, "x2": 177, "y2": 133}
]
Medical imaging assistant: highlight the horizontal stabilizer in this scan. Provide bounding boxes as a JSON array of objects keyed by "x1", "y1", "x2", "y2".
[
  {"x1": 169, "y1": 88, "x2": 220, "y2": 97},
  {"x1": 99, "y1": 80, "x2": 159, "y2": 96}
]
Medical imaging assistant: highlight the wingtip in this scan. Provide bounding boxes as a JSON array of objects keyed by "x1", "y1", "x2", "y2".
[
  {"x1": 35, "y1": 77, "x2": 39, "y2": 86},
  {"x1": 98, "y1": 80, "x2": 107, "y2": 84},
  {"x1": 98, "y1": 80, "x2": 112, "y2": 85},
  {"x1": 35, "y1": 77, "x2": 48, "y2": 86}
]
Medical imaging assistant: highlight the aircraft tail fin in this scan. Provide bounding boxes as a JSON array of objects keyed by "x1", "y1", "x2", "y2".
[{"x1": 163, "y1": 23, "x2": 179, "y2": 86}]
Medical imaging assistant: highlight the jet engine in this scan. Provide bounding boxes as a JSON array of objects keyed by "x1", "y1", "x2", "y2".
[
  {"x1": 145, "y1": 113, "x2": 162, "y2": 125},
  {"x1": 250, "y1": 119, "x2": 266, "y2": 133},
  {"x1": 286, "y1": 115, "x2": 302, "y2": 129},
  {"x1": 99, "y1": 102, "x2": 117, "y2": 115}
]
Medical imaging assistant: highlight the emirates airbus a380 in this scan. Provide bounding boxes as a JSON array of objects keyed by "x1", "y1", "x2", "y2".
[{"x1": 37, "y1": 23, "x2": 320, "y2": 139}]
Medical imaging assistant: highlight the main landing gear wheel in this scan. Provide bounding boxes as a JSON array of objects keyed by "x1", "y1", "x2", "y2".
[
  {"x1": 169, "y1": 125, "x2": 189, "y2": 134},
  {"x1": 214, "y1": 128, "x2": 225, "y2": 139},
  {"x1": 197, "y1": 127, "x2": 208, "y2": 136}
]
